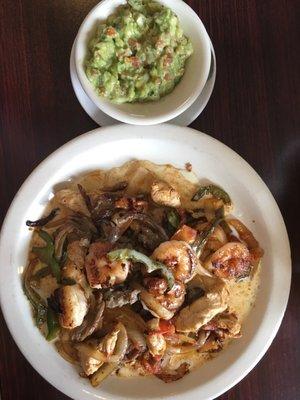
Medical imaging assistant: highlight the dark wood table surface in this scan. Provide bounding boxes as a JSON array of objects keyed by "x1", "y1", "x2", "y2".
[{"x1": 0, "y1": 0, "x2": 299, "y2": 399}]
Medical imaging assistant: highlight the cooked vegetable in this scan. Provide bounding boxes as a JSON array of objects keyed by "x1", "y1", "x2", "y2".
[
  {"x1": 192, "y1": 185, "x2": 231, "y2": 205},
  {"x1": 32, "y1": 230, "x2": 61, "y2": 282},
  {"x1": 90, "y1": 362, "x2": 118, "y2": 387},
  {"x1": 105, "y1": 306, "x2": 146, "y2": 332},
  {"x1": 166, "y1": 209, "x2": 180, "y2": 230},
  {"x1": 104, "y1": 288, "x2": 140, "y2": 308},
  {"x1": 46, "y1": 306, "x2": 60, "y2": 341},
  {"x1": 110, "y1": 211, "x2": 168, "y2": 243},
  {"x1": 26, "y1": 208, "x2": 60, "y2": 227},
  {"x1": 55, "y1": 341, "x2": 79, "y2": 364},
  {"x1": 90, "y1": 323, "x2": 128, "y2": 387},
  {"x1": 31, "y1": 266, "x2": 51, "y2": 281},
  {"x1": 23, "y1": 259, "x2": 47, "y2": 326},
  {"x1": 193, "y1": 207, "x2": 224, "y2": 257},
  {"x1": 108, "y1": 248, "x2": 175, "y2": 290},
  {"x1": 156, "y1": 362, "x2": 189, "y2": 383}
]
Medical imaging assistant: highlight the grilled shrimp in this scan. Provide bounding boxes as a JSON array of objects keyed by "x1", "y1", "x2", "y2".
[
  {"x1": 205, "y1": 242, "x2": 252, "y2": 280},
  {"x1": 140, "y1": 278, "x2": 186, "y2": 320},
  {"x1": 152, "y1": 240, "x2": 197, "y2": 284},
  {"x1": 85, "y1": 242, "x2": 131, "y2": 289},
  {"x1": 227, "y1": 219, "x2": 264, "y2": 262}
]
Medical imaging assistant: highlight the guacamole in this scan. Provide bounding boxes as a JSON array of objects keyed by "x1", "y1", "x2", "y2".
[{"x1": 85, "y1": 0, "x2": 193, "y2": 103}]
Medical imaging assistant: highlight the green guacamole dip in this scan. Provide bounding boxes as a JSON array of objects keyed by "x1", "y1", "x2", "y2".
[{"x1": 85, "y1": 0, "x2": 193, "y2": 103}]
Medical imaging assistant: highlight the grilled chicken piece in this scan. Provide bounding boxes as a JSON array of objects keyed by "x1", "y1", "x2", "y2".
[
  {"x1": 62, "y1": 239, "x2": 89, "y2": 284},
  {"x1": 175, "y1": 282, "x2": 228, "y2": 332},
  {"x1": 151, "y1": 181, "x2": 181, "y2": 208},
  {"x1": 203, "y1": 312, "x2": 241, "y2": 339},
  {"x1": 58, "y1": 284, "x2": 88, "y2": 329}
]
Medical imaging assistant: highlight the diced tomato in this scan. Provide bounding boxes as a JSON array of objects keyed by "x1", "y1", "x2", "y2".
[
  {"x1": 106, "y1": 27, "x2": 117, "y2": 37},
  {"x1": 141, "y1": 353, "x2": 162, "y2": 374},
  {"x1": 158, "y1": 319, "x2": 175, "y2": 335}
]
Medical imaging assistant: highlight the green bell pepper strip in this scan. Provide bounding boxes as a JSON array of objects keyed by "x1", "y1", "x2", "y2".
[
  {"x1": 107, "y1": 248, "x2": 175, "y2": 290},
  {"x1": 32, "y1": 230, "x2": 61, "y2": 282},
  {"x1": 192, "y1": 184, "x2": 231, "y2": 205},
  {"x1": 192, "y1": 207, "x2": 225, "y2": 257},
  {"x1": 23, "y1": 259, "x2": 47, "y2": 326},
  {"x1": 36, "y1": 303, "x2": 47, "y2": 326},
  {"x1": 166, "y1": 209, "x2": 180, "y2": 229},
  {"x1": 46, "y1": 306, "x2": 60, "y2": 341}
]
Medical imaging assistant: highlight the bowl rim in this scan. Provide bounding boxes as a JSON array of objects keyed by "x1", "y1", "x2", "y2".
[
  {"x1": 0, "y1": 124, "x2": 291, "y2": 400},
  {"x1": 74, "y1": 0, "x2": 212, "y2": 125}
]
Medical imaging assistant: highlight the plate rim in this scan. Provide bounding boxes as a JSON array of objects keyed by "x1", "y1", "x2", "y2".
[{"x1": 0, "y1": 124, "x2": 291, "y2": 400}]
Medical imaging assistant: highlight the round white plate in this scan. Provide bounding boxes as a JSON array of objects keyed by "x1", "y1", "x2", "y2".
[
  {"x1": 0, "y1": 125, "x2": 291, "y2": 400},
  {"x1": 70, "y1": 39, "x2": 216, "y2": 127}
]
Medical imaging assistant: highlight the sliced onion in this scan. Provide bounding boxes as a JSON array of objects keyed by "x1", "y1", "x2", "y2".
[
  {"x1": 70, "y1": 296, "x2": 105, "y2": 342},
  {"x1": 111, "y1": 322, "x2": 128, "y2": 360},
  {"x1": 167, "y1": 345, "x2": 195, "y2": 354},
  {"x1": 90, "y1": 362, "x2": 118, "y2": 387},
  {"x1": 165, "y1": 334, "x2": 196, "y2": 345},
  {"x1": 126, "y1": 328, "x2": 146, "y2": 351},
  {"x1": 105, "y1": 305, "x2": 146, "y2": 332},
  {"x1": 89, "y1": 322, "x2": 128, "y2": 387},
  {"x1": 55, "y1": 341, "x2": 79, "y2": 364},
  {"x1": 167, "y1": 331, "x2": 210, "y2": 354},
  {"x1": 54, "y1": 226, "x2": 73, "y2": 259}
]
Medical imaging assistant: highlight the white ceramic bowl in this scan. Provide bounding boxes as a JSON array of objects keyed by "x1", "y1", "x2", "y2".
[
  {"x1": 0, "y1": 125, "x2": 291, "y2": 400},
  {"x1": 74, "y1": 0, "x2": 212, "y2": 125}
]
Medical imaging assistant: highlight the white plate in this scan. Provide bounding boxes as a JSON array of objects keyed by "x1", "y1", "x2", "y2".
[
  {"x1": 0, "y1": 125, "x2": 291, "y2": 400},
  {"x1": 70, "y1": 39, "x2": 216, "y2": 127}
]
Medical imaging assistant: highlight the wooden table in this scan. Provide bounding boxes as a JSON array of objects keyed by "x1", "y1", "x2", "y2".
[{"x1": 0, "y1": 0, "x2": 299, "y2": 399}]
